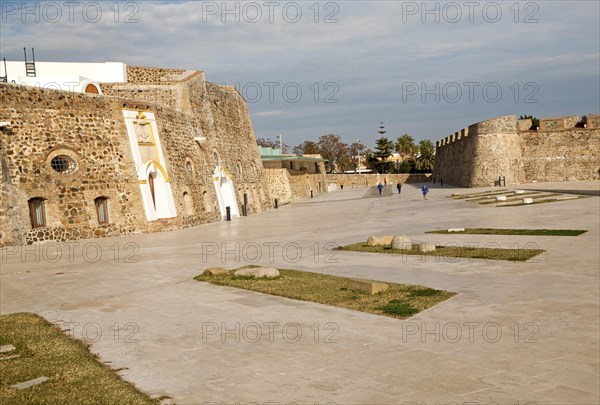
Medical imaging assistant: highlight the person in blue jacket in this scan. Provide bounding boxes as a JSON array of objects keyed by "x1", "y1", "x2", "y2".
[
  {"x1": 377, "y1": 183, "x2": 384, "y2": 195},
  {"x1": 421, "y1": 184, "x2": 429, "y2": 200}
]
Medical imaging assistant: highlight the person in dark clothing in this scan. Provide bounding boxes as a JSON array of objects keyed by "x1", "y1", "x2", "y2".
[
  {"x1": 396, "y1": 183, "x2": 402, "y2": 194},
  {"x1": 377, "y1": 183, "x2": 384, "y2": 195}
]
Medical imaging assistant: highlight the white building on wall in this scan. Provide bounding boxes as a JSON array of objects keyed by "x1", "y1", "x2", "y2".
[{"x1": 2, "y1": 59, "x2": 127, "y2": 94}]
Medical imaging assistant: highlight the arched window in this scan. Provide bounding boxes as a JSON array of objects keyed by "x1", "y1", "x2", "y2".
[
  {"x1": 95, "y1": 197, "x2": 109, "y2": 224},
  {"x1": 212, "y1": 150, "x2": 221, "y2": 167},
  {"x1": 183, "y1": 192, "x2": 195, "y2": 216},
  {"x1": 202, "y1": 191, "x2": 212, "y2": 213},
  {"x1": 85, "y1": 83, "x2": 100, "y2": 94},
  {"x1": 185, "y1": 158, "x2": 194, "y2": 174},
  {"x1": 28, "y1": 198, "x2": 46, "y2": 228}
]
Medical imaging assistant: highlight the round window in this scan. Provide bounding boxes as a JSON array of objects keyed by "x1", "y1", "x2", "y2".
[{"x1": 50, "y1": 155, "x2": 77, "y2": 174}]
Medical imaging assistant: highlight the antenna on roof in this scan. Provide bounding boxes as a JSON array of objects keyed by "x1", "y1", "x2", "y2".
[
  {"x1": 24, "y1": 47, "x2": 36, "y2": 77},
  {"x1": 0, "y1": 58, "x2": 7, "y2": 83}
]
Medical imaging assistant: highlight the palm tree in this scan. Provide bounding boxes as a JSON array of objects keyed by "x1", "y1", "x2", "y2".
[
  {"x1": 415, "y1": 139, "x2": 435, "y2": 172},
  {"x1": 395, "y1": 134, "x2": 416, "y2": 161}
]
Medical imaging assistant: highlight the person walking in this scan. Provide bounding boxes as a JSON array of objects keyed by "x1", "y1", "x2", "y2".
[
  {"x1": 396, "y1": 182, "x2": 402, "y2": 195},
  {"x1": 421, "y1": 184, "x2": 429, "y2": 200},
  {"x1": 377, "y1": 183, "x2": 384, "y2": 196}
]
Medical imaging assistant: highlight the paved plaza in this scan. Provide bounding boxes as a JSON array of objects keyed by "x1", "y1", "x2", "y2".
[{"x1": 1, "y1": 182, "x2": 599, "y2": 404}]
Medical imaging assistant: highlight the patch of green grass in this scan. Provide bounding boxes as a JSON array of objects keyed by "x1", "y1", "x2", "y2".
[
  {"x1": 408, "y1": 288, "x2": 443, "y2": 297},
  {"x1": 0, "y1": 313, "x2": 160, "y2": 405},
  {"x1": 377, "y1": 300, "x2": 418, "y2": 317},
  {"x1": 426, "y1": 228, "x2": 587, "y2": 236},
  {"x1": 336, "y1": 243, "x2": 544, "y2": 262},
  {"x1": 195, "y1": 269, "x2": 456, "y2": 320}
]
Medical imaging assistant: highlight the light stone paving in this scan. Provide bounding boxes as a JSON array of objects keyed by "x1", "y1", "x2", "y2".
[{"x1": 1, "y1": 182, "x2": 599, "y2": 404}]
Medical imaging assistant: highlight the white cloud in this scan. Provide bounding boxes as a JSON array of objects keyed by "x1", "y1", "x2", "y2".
[{"x1": 1, "y1": 0, "x2": 598, "y2": 147}]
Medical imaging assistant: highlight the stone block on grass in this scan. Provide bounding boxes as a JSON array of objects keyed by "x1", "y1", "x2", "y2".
[
  {"x1": 347, "y1": 279, "x2": 389, "y2": 295},
  {"x1": 367, "y1": 236, "x2": 393, "y2": 246},
  {"x1": 523, "y1": 198, "x2": 533, "y2": 204},
  {"x1": 203, "y1": 267, "x2": 230, "y2": 276},
  {"x1": 391, "y1": 235, "x2": 412, "y2": 250},
  {"x1": 0, "y1": 344, "x2": 16, "y2": 353},
  {"x1": 234, "y1": 267, "x2": 280, "y2": 278},
  {"x1": 11, "y1": 376, "x2": 49, "y2": 390},
  {"x1": 448, "y1": 228, "x2": 465, "y2": 233},
  {"x1": 419, "y1": 243, "x2": 436, "y2": 253}
]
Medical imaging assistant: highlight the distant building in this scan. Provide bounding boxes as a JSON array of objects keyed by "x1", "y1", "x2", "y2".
[{"x1": 259, "y1": 146, "x2": 327, "y2": 203}]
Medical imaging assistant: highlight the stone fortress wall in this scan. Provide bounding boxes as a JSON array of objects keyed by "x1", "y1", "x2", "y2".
[
  {"x1": 432, "y1": 114, "x2": 600, "y2": 187},
  {"x1": 0, "y1": 65, "x2": 272, "y2": 246},
  {"x1": 264, "y1": 169, "x2": 326, "y2": 205}
]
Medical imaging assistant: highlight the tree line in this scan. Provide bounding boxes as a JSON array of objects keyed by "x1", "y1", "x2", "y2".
[{"x1": 257, "y1": 122, "x2": 435, "y2": 174}]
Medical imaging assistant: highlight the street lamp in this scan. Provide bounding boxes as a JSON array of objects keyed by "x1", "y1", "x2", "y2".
[
  {"x1": 356, "y1": 139, "x2": 361, "y2": 174},
  {"x1": 277, "y1": 134, "x2": 283, "y2": 153}
]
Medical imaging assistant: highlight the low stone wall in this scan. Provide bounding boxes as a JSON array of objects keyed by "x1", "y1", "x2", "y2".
[
  {"x1": 264, "y1": 169, "x2": 326, "y2": 204},
  {"x1": 325, "y1": 174, "x2": 432, "y2": 189}
]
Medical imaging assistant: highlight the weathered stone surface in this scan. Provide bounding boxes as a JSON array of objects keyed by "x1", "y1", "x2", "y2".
[
  {"x1": 419, "y1": 243, "x2": 436, "y2": 253},
  {"x1": 202, "y1": 267, "x2": 229, "y2": 276},
  {"x1": 367, "y1": 236, "x2": 393, "y2": 247},
  {"x1": 391, "y1": 235, "x2": 412, "y2": 250},
  {"x1": 324, "y1": 173, "x2": 431, "y2": 189},
  {"x1": 0, "y1": 344, "x2": 16, "y2": 353},
  {"x1": 523, "y1": 198, "x2": 533, "y2": 204},
  {"x1": 496, "y1": 195, "x2": 507, "y2": 201},
  {"x1": 0, "y1": 65, "x2": 274, "y2": 247},
  {"x1": 234, "y1": 267, "x2": 280, "y2": 278},
  {"x1": 346, "y1": 279, "x2": 388, "y2": 295},
  {"x1": 432, "y1": 115, "x2": 600, "y2": 187},
  {"x1": 514, "y1": 190, "x2": 525, "y2": 194},
  {"x1": 11, "y1": 376, "x2": 49, "y2": 390}
]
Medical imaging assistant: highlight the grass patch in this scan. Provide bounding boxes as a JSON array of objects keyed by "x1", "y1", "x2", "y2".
[
  {"x1": 426, "y1": 228, "x2": 587, "y2": 236},
  {"x1": 377, "y1": 300, "x2": 418, "y2": 317},
  {"x1": 0, "y1": 313, "x2": 160, "y2": 405},
  {"x1": 336, "y1": 243, "x2": 544, "y2": 262},
  {"x1": 195, "y1": 269, "x2": 455, "y2": 320}
]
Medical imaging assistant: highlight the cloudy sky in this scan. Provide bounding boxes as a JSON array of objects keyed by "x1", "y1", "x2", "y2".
[{"x1": 1, "y1": 0, "x2": 599, "y2": 148}]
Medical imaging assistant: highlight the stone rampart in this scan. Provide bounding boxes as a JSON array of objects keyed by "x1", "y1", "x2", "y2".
[
  {"x1": 433, "y1": 114, "x2": 600, "y2": 187},
  {"x1": 0, "y1": 64, "x2": 271, "y2": 246}
]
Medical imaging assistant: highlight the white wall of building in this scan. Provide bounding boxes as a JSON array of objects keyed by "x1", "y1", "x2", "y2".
[{"x1": 1, "y1": 61, "x2": 127, "y2": 93}]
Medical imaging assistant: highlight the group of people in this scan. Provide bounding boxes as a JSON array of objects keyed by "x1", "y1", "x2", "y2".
[{"x1": 375, "y1": 182, "x2": 430, "y2": 200}]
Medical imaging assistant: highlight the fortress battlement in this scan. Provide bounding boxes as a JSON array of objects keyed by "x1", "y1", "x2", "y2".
[{"x1": 433, "y1": 114, "x2": 600, "y2": 187}]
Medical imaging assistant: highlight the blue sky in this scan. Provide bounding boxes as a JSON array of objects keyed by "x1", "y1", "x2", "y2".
[{"x1": 1, "y1": 0, "x2": 599, "y2": 148}]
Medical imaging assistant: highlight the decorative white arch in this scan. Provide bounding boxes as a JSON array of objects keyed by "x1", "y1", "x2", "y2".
[
  {"x1": 213, "y1": 165, "x2": 240, "y2": 219},
  {"x1": 140, "y1": 161, "x2": 177, "y2": 221}
]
